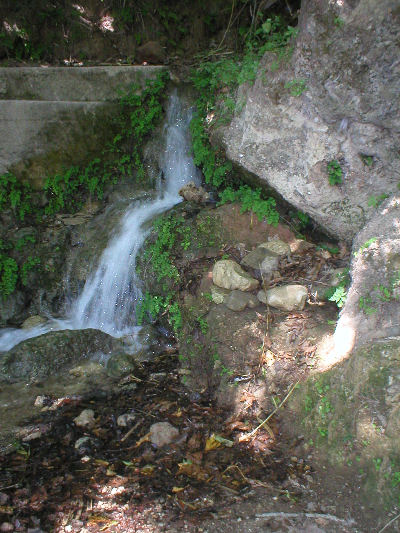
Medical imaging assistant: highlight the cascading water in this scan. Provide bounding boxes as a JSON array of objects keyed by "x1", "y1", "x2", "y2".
[{"x1": 0, "y1": 91, "x2": 200, "y2": 351}]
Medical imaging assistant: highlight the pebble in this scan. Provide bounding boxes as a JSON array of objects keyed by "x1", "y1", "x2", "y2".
[
  {"x1": 73, "y1": 409, "x2": 95, "y2": 428},
  {"x1": 0, "y1": 523, "x2": 13, "y2": 532},
  {"x1": 149, "y1": 422, "x2": 179, "y2": 447},
  {"x1": 117, "y1": 413, "x2": 136, "y2": 427},
  {"x1": 0, "y1": 493, "x2": 8, "y2": 505}
]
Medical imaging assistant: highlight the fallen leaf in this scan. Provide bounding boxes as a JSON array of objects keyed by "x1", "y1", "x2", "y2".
[
  {"x1": 177, "y1": 461, "x2": 210, "y2": 481},
  {"x1": 172, "y1": 486, "x2": 185, "y2": 493}
]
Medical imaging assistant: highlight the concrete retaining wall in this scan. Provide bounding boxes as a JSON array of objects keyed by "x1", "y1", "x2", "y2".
[{"x1": 0, "y1": 66, "x2": 166, "y2": 186}]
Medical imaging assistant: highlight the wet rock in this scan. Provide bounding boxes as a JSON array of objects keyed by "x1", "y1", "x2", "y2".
[
  {"x1": 258, "y1": 285, "x2": 308, "y2": 311},
  {"x1": 106, "y1": 352, "x2": 137, "y2": 378},
  {"x1": 179, "y1": 182, "x2": 210, "y2": 203},
  {"x1": 74, "y1": 409, "x2": 95, "y2": 428},
  {"x1": 224, "y1": 290, "x2": 259, "y2": 312},
  {"x1": 117, "y1": 413, "x2": 136, "y2": 427},
  {"x1": 149, "y1": 422, "x2": 179, "y2": 447},
  {"x1": 210, "y1": 284, "x2": 231, "y2": 304},
  {"x1": 21, "y1": 315, "x2": 47, "y2": 329},
  {"x1": 0, "y1": 290, "x2": 26, "y2": 326},
  {"x1": 241, "y1": 247, "x2": 279, "y2": 275},
  {"x1": 0, "y1": 329, "x2": 119, "y2": 383},
  {"x1": 213, "y1": 260, "x2": 259, "y2": 292}
]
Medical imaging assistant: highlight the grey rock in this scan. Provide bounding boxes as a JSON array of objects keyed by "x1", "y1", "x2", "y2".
[
  {"x1": 225, "y1": 290, "x2": 259, "y2": 312},
  {"x1": 334, "y1": 194, "x2": 400, "y2": 357},
  {"x1": 0, "y1": 329, "x2": 118, "y2": 383},
  {"x1": 241, "y1": 248, "x2": 279, "y2": 274},
  {"x1": 219, "y1": 0, "x2": 400, "y2": 241},
  {"x1": 258, "y1": 239, "x2": 291, "y2": 257},
  {"x1": 213, "y1": 260, "x2": 259, "y2": 291},
  {"x1": 149, "y1": 422, "x2": 179, "y2": 447},
  {"x1": 74, "y1": 409, "x2": 95, "y2": 428},
  {"x1": 258, "y1": 285, "x2": 308, "y2": 311},
  {"x1": 210, "y1": 284, "x2": 231, "y2": 304},
  {"x1": 117, "y1": 413, "x2": 136, "y2": 427}
]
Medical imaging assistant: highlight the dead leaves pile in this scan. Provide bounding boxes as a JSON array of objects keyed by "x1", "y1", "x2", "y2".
[{"x1": 0, "y1": 356, "x2": 295, "y2": 532}]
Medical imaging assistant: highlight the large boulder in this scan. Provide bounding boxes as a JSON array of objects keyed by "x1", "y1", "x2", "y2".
[
  {"x1": 219, "y1": 0, "x2": 400, "y2": 241},
  {"x1": 332, "y1": 194, "x2": 400, "y2": 360},
  {"x1": 0, "y1": 329, "x2": 120, "y2": 383}
]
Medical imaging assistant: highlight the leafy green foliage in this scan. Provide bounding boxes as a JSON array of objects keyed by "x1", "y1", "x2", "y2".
[
  {"x1": 368, "y1": 193, "x2": 389, "y2": 208},
  {"x1": 190, "y1": 16, "x2": 297, "y2": 190},
  {"x1": 21, "y1": 256, "x2": 40, "y2": 286},
  {"x1": 284, "y1": 79, "x2": 307, "y2": 96},
  {"x1": 327, "y1": 160, "x2": 343, "y2": 186},
  {"x1": 45, "y1": 72, "x2": 169, "y2": 215},
  {"x1": 0, "y1": 172, "x2": 32, "y2": 221},
  {"x1": 218, "y1": 185, "x2": 279, "y2": 226},
  {"x1": 0, "y1": 252, "x2": 18, "y2": 299},
  {"x1": 325, "y1": 269, "x2": 349, "y2": 309}
]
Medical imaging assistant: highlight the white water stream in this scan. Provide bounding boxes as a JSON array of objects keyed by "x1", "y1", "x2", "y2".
[{"x1": 0, "y1": 91, "x2": 200, "y2": 352}]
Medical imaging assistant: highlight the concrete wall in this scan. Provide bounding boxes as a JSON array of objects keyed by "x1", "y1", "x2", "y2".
[{"x1": 0, "y1": 66, "x2": 166, "y2": 187}]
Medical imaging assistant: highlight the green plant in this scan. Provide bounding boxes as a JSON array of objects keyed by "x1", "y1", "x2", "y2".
[
  {"x1": 284, "y1": 79, "x2": 307, "y2": 96},
  {"x1": 354, "y1": 237, "x2": 377, "y2": 257},
  {"x1": 325, "y1": 269, "x2": 349, "y2": 308},
  {"x1": 218, "y1": 185, "x2": 279, "y2": 226},
  {"x1": 327, "y1": 160, "x2": 343, "y2": 185},
  {"x1": 361, "y1": 154, "x2": 374, "y2": 167},
  {"x1": 21, "y1": 256, "x2": 40, "y2": 286},
  {"x1": 368, "y1": 194, "x2": 389, "y2": 208},
  {"x1": 0, "y1": 252, "x2": 18, "y2": 299},
  {"x1": 333, "y1": 16, "x2": 345, "y2": 27},
  {"x1": 0, "y1": 172, "x2": 33, "y2": 221},
  {"x1": 359, "y1": 295, "x2": 377, "y2": 315}
]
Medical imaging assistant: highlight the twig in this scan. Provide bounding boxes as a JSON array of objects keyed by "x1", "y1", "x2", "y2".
[
  {"x1": 0, "y1": 483, "x2": 20, "y2": 491},
  {"x1": 378, "y1": 512, "x2": 400, "y2": 533},
  {"x1": 239, "y1": 381, "x2": 299, "y2": 441},
  {"x1": 215, "y1": 0, "x2": 236, "y2": 52},
  {"x1": 255, "y1": 511, "x2": 355, "y2": 526}
]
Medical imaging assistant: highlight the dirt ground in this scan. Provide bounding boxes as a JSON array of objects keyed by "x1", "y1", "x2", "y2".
[{"x1": 0, "y1": 343, "x2": 377, "y2": 533}]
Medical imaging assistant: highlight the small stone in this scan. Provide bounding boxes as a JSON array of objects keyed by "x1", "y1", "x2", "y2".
[
  {"x1": 179, "y1": 182, "x2": 210, "y2": 203},
  {"x1": 290, "y1": 239, "x2": 315, "y2": 254},
  {"x1": 34, "y1": 395, "x2": 51, "y2": 408},
  {"x1": 73, "y1": 409, "x2": 95, "y2": 428},
  {"x1": 149, "y1": 372, "x2": 167, "y2": 381},
  {"x1": 17, "y1": 424, "x2": 51, "y2": 441},
  {"x1": 258, "y1": 239, "x2": 291, "y2": 257},
  {"x1": 213, "y1": 260, "x2": 259, "y2": 291},
  {"x1": 149, "y1": 422, "x2": 179, "y2": 448},
  {"x1": 0, "y1": 493, "x2": 8, "y2": 505},
  {"x1": 21, "y1": 315, "x2": 46, "y2": 329},
  {"x1": 258, "y1": 284, "x2": 308, "y2": 311},
  {"x1": 241, "y1": 247, "x2": 277, "y2": 269},
  {"x1": 210, "y1": 284, "x2": 231, "y2": 304},
  {"x1": 0, "y1": 523, "x2": 14, "y2": 532},
  {"x1": 224, "y1": 290, "x2": 258, "y2": 312},
  {"x1": 117, "y1": 413, "x2": 136, "y2": 427}
]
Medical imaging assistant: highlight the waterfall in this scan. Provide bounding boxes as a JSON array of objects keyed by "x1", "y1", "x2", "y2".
[{"x1": 0, "y1": 91, "x2": 200, "y2": 351}]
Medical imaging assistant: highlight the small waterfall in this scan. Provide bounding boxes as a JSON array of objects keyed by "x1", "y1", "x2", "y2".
[{"x1": 0, "y1": 91, "x2": 200, "y2": 350}]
